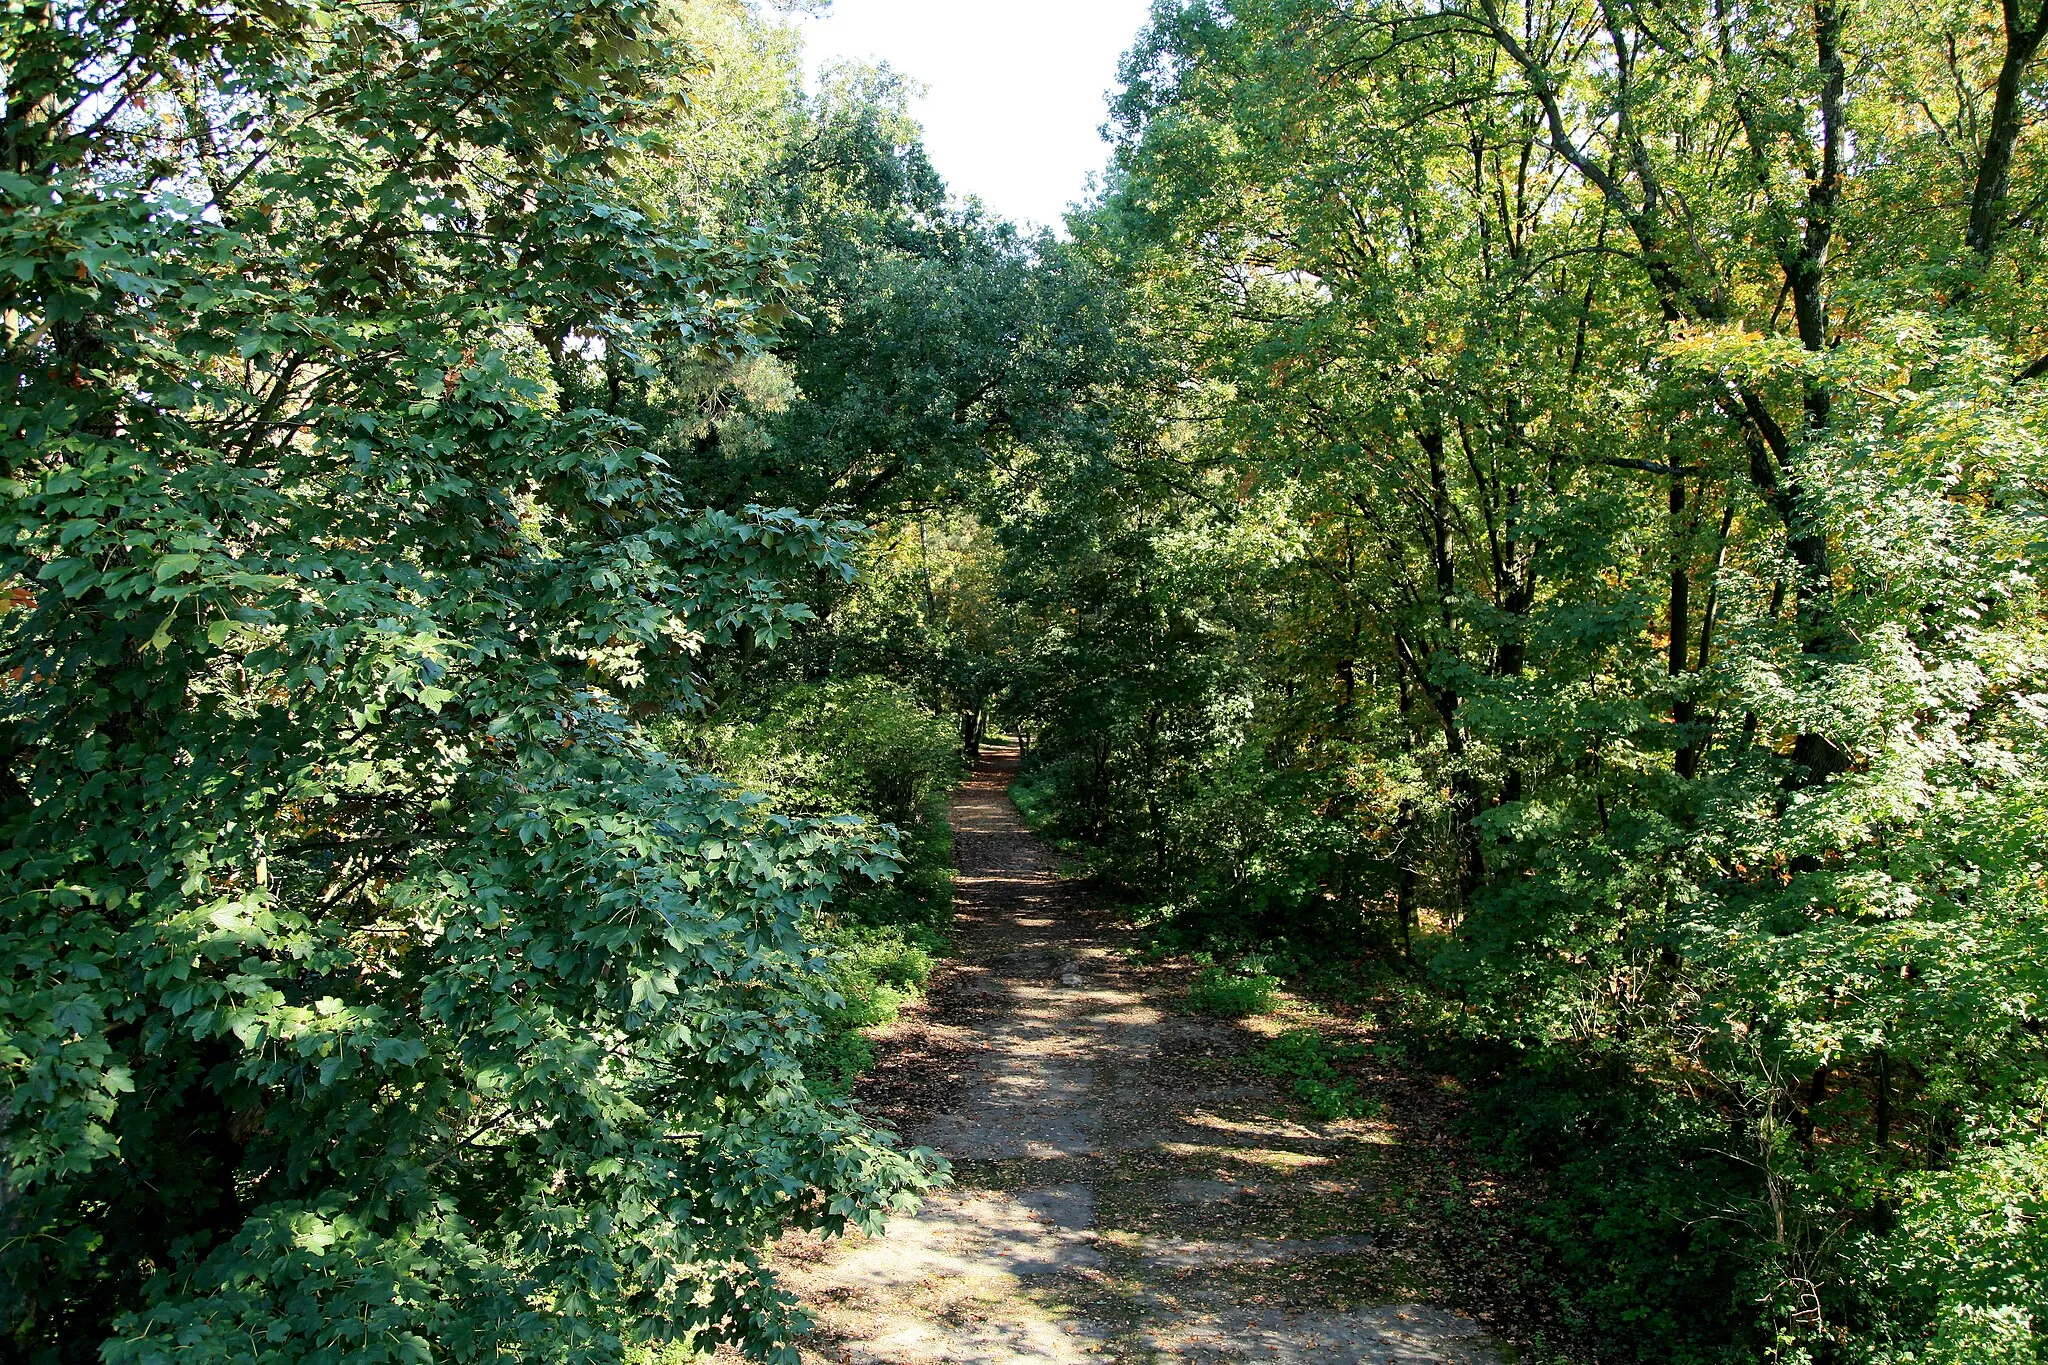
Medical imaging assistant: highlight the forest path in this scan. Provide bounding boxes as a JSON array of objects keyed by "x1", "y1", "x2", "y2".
[{"x1": 769, "y1": 746, "x2": 1508, "y2": 1365}]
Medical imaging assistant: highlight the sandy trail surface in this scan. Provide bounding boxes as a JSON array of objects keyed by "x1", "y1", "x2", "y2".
[{"x1": 768, "y1": 746, "x2": 1509, "y2": 1365}]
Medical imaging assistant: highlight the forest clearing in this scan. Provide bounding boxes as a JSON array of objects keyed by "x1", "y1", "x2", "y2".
[{"x1": 5, "y1": 0, "x2": 2048, "y2": 1362}]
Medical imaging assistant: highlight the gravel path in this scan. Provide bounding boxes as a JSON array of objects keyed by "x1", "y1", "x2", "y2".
[{"x1": 769, "y1": 746, "x2": 1510, "y2": 1365}]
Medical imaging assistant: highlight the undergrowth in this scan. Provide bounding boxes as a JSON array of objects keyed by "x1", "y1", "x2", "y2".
[
  {"x1": 1184, "y1": 963, "x2": 1281, "y2": 1018},
  {"x1": 664, "y1": 678, "x2": 964, "y2": 1101},
  {"x1": 1249, "y1": 1027, "x2": 1383, "y2": 1121},
  {"x1": 804, "y1": 792, "x2": 956, "y2": 1098},
  {"x1": 805, "y1": 920, "x2": 944, "y2": 1097}
]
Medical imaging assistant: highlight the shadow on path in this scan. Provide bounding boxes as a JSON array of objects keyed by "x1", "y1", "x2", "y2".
[{"x1": 767, "y1": 746, "x2": 1510, "y2": 1365}]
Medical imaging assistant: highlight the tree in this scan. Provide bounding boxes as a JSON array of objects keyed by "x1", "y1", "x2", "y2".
[
  {"x1": 1008, "y1": 0, "x2": 2048, "y2": 1356},
  {"x1": 0, "y1": 1, "x2": 933, "y2": 1359}
]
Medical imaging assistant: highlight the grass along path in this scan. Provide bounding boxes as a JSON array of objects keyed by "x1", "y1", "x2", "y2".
[{"x1": 763, "y1": 745, "x2": 1512, "y2": 1365}]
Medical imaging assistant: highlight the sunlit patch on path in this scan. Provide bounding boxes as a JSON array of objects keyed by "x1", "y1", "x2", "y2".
[{"x1": 764, "y1": 746, "x2": 1509, "y2": 1364}]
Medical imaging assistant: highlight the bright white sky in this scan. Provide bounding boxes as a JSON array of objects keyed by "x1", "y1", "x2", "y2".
[{"x1": 791, "y1": 0, "x2": 1159, "y2": 232}]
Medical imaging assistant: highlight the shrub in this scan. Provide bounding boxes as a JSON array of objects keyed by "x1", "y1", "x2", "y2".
[
  {"x1": 702, "y1": 678, "x2": 963, "y2": 830},
  {"x1": 1451, "y1": 1053, "x2": 1763, "y2": 1363},
  {"x1": 1250, "y1": 1028, "x2": 1382, "y2": 1121},
  {"x1": 674, "y1": 687, "x2": 962, "y2": 1101},
  {"x1": 1185, "y1": 965, "x2": 1282, "y2": 1017},
  {"x1": 799, "y1": 927, "x2": 946, "y2": 1099}
]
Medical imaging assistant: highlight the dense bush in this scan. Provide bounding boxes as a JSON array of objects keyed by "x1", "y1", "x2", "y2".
[
  {"x1": 803, "y1": 927, "x2": 942, "y2": 1098},
  {"x1": 994, "y1": 0, "x2": 2048, "y2": 1359},
  {"x1": 1183, "y1": 965, "x2": 1281, "y2": 1019},
  {"x1": 696, "y1": 678, "x2": 965, "y2": 833},
  {"x1": 1447, "y1": 1054, "x2": 1768, "y2": 1363},
  {"x1": 671, "y1": 677, "x2": 961, "y2": 1097},
  {"x1": 0, "y1": 2, "x2": 939, "y2": 1360}
]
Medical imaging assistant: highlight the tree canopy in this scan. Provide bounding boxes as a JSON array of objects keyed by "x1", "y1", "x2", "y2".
[
  {"x1": 0, "y1": 1, "x2": 946, "y2": 1359},
  {"x1": 995, "y1": 0, "x2": 2048, "y2": 1357},
  {"x1": 7, "y1": 0, "x2": 2048, "y2": 1361}
]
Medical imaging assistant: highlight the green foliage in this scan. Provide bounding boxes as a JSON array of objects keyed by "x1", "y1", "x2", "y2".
[
  {"x1": 831, "y1": 929, "x2": 939, "y2": 1014},
  {"x1": 669, "y1": 676, "x2": 959, "y2": 1103},
  {"x1": 989, "y1": 0, "x2": 2048, "y2": 1359},
  {"x1": 1453, "y1": 1057, "x2": 1768, "y2": 1364},
  {"x1": 821, "y1": 516, "x2": 1024, "y2": 748},
  {"x1": 1854, "y1": 1139, "x2": 2048, "y2": 1365},
  {"x1": 1183, "y1": 966, "x2": 1281, "y2": 1019},
  {"x1": 13, "y1": 0, "x2": 2047, "y2": 1358},
  {"x1": 803, "y1": 926, "x2": 941, "y2": 1099},
  {"x1": 699, "y1": 677, "x2": 964, "y2": 831},
  {"x1": 1248, "y1": 1029, "x2": 1380, "y2": 1122},
  {"x1": 0, "y1": 1, "x2": 942, "y2": 1360},
  {"x1": 675, "y1": 676, "x2": 961, "y2": 939}
]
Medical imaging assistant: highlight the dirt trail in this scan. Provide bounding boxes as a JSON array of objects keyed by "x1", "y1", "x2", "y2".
[{"x1": 771, "y1": 746, "x2": 1508, "y2": 1365}]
